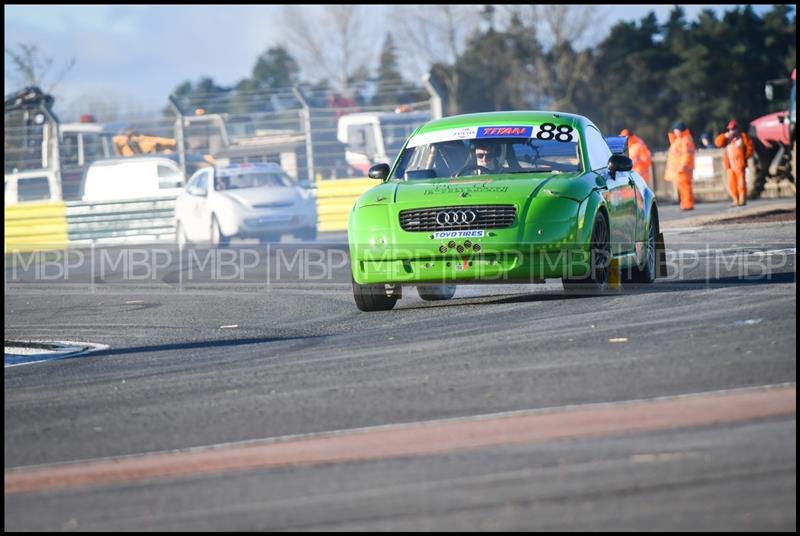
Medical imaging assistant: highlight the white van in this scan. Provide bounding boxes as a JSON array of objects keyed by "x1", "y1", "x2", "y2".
[
  {"x1": 81, "y1": 156, "x2": 185, "y2": 202},
  {"x1": 4, "y1": 170, "x2": 62, "y2": 205}
]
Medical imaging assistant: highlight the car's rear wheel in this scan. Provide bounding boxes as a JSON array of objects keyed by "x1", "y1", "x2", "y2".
[
  {"x1": 259, "y1": 233, "x2": 282, "y2": 244},
  {"x1": 352, "y1": 278, "x2": 400, "y2": 311},
  {"x1": 417, "y1": 284, "x2": 457, "y2": 301},
  {"x1": 627, "y1": 211, "x2": 658, "y2": 284},
  {"x1": 562, "y1": 211, "x2": 610, "y2": 293},
  {"x1": 297, "y1": 227, "x2": 317, "y2": 241}
]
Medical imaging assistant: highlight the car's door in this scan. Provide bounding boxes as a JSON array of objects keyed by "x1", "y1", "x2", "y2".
[
  {"x1": 177, "y1": 170, "x2": 198, "y2": 236},
  {"x1": 181, "y1": 169, "x2": 211, "y2": 241},
  {"x1": 607, "y1": 168, "x2": 638, "y2": 255},
  {"x1": 584, "y1": 127, "x2": 637, "y2": 255}
]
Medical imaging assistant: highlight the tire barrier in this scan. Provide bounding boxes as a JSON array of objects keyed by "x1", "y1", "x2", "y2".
[
  {"x1": 4, "y1": 201, "x2": 68, "y2": 253},
  {"x1": 315, "y1": 177, "x2": 376, "y2": 232}
]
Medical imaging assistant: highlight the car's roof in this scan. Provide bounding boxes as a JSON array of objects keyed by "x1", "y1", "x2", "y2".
[
  {"x1": 416, "y1": 111, "x2": 590, "y2": 134},
  {"x1": 88, "y1": 156, "x2": 176, "y2": 167},
  {"x1": 60, "y1": 122, "x2": 107, "y2": 134},
  {"x1": 217, "y1": 162, "x2": 283, "y2": 175}
]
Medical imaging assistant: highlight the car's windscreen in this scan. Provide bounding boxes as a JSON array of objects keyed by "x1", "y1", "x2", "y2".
[
  {"x1": 215, "y1": 171, "x2": 291, "y2": 191},
  {"x1": 392, "y1": 125, "x2": 582, "y2": 179}
]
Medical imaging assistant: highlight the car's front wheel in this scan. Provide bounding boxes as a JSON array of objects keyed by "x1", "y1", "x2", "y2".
[
  {"x1": 417, "y1": 284, "x2": 457, "y2": 301},
  {"x1": 176, "y1": 221, "x2": 188, "y2": 247},
  {"x1": 562, "y1": 211, "x2": 610, "y2": 293},
  {"x1": 210, "y1": 215, "x2": 229, "y2": 246},
  {"x1": 352, "y1": 278, "x2": 400, "y2": 311}
]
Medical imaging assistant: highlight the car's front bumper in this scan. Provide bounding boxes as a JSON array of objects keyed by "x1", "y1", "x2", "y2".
[
  {"x1": 351, "y1": 245, "x2": 592, "y2": 285},
  {"x1": 348, "y1": 195, "x2": 593, "y2": 285},
  {"x1": 232, "y1": 210, "x2": 317, "y2": 238}
]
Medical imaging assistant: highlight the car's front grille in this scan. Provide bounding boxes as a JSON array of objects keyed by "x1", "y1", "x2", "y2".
[{"x1": 399, "y1": 205, "x2": 517, "y2": 232}]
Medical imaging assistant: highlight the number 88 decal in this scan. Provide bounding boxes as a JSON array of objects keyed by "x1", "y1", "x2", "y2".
[{"x1": 536, "y1": 123, "x2": 574, "y2": 142}]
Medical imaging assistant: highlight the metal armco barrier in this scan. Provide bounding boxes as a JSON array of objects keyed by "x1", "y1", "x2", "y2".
[
  {"x1": 65, "y1": 196, "x2": 179, "y2": 245},
  {"x1": 315, "y1": 177, "x2": 376, "y2": 232},
  {"x1": 651, "y1": 149, "x2": 728, "y2": 202},
  {"x1": 4, "y1": 201, "x2": 69, "y2": 253}
]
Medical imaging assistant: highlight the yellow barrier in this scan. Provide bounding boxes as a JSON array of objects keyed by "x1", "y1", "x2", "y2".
[
  {"x1": 315, "y1": 177, "x2": 377, "y2": 232},
  {"x1": 4, "y1": 201, "x2": 68, "y2": 253}
]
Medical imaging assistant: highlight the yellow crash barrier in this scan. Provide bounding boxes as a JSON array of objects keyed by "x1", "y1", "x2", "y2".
[
  {"x1": 315, "y1": 177, "x2": 377, "y2": 232},
  {"x1": 4, "y1": 201, "x2": 68, "y2": 253}
]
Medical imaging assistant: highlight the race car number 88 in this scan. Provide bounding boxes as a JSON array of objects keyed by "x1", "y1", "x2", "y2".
[{"x1": 535, "y1": 123, "x2": 574, "y2": 143}]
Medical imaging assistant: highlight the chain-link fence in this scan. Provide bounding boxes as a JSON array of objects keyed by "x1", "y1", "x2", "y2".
[
  {"x1": 5, "y1": 81, "x2": 439, "y2": 203},
  {"x1": 167, "y1": 82, "x2": 437, "y2": 182}
]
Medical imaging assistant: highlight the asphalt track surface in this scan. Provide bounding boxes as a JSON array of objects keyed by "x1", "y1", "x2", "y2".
[{"x1": 4, "y1": 199, "x2": 796, "y2": 531}]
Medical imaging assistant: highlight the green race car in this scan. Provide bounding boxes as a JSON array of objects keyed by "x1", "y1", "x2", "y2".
[{"x1": 347, "y1": 111, "x2": 662, "y2": 311}]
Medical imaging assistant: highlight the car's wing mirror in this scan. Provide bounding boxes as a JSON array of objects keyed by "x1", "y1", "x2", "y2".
[
  {"x1": 607, "y1": 154, "x2": 633, "y2": 179},
  {"x1": 368, "y1": 163, "x2": 390, "y2": 180},
  {"x1": 605, "y1": 136, "x2": 628, "y2": 155}
]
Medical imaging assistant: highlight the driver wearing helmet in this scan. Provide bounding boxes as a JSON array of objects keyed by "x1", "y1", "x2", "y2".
[{"x1": 473, "y1": 140, "x2": 501, "y2": 174}]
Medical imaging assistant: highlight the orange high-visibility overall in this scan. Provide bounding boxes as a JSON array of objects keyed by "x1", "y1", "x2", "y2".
[
  {"x1": 620, "y1": 129, "x2": 653, "y2": 183},
  {"x1": 665, "y1": 130, "x2": 696, "y2": 209},
  {"x1": 715, "y1": 132, "x2": 753, "y2": 205}
]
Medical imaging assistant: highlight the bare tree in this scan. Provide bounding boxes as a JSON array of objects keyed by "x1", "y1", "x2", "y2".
[
  {"x1": 500, "y1": 5, "x2": 602, "y2": 50},
  {"x1": 392, "y1": 5, "x2": 481, "y2": 115},
  {"x1": 495, "y1": 5, "x2": 601, "y2": 111},
  {"x1": 5, "y1": 42, "x2": 76, "y2": 94},
  {"x1": 281, "y1": 5, "x2": 370, "y2": 94}
]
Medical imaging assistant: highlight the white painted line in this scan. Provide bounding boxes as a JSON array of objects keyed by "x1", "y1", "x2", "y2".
[
  {"x1": 4, "y1": 341, "x2": 109, "y2": 368},
  {"x1": 669, "y1": 247, "x2": 796, "y2": 258}
]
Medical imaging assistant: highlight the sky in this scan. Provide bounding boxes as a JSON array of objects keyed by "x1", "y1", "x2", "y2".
[{"x1": 4, "y1": 4, "x2": 786, "y2": 120}]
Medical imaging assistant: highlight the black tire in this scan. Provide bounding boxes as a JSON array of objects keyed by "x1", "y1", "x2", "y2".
[
  {"x1": 259, "y1": 233, "x2": 282, "y2": 244},
  {"x1": 352, "y1": 278, "x2": 399, "y2": 311},
  {"x1": 748, "y1": 145, "x2": 770, "y2": 200},
  {"x1": 210, "y1": 215, "x2": 229, "y2": 246},
  {"x1": 417, "y1": 284, "x2": 457, "y2": 301},
  {"x1": 297, "y1": 227, "x2": 318, "y2": 242},
  {"x1": 626, "y1": 211, "x2": 658, "y2": 285},
  {"x1": 176, "y1": 221, "x2": 188, "y2": 246},
  {"x1": 562, "y1": 211, "x2": 610, "y2": 293}
]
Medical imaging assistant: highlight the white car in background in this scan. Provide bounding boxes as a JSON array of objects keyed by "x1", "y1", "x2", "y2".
[{"x1": 175, "y1": 162, "x2": 317, "y2": 245}]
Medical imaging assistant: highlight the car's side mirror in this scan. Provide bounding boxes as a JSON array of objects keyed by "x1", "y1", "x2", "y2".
[
  {"x1": 604, "y1": 136, "x2": 628, "y2": 155},
  {"x1": 368, "y1": 163, "x2": 390, "y2": 180},
  {"x1": 607, "y1": 154, "x2": 633, "y2": 179}
]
